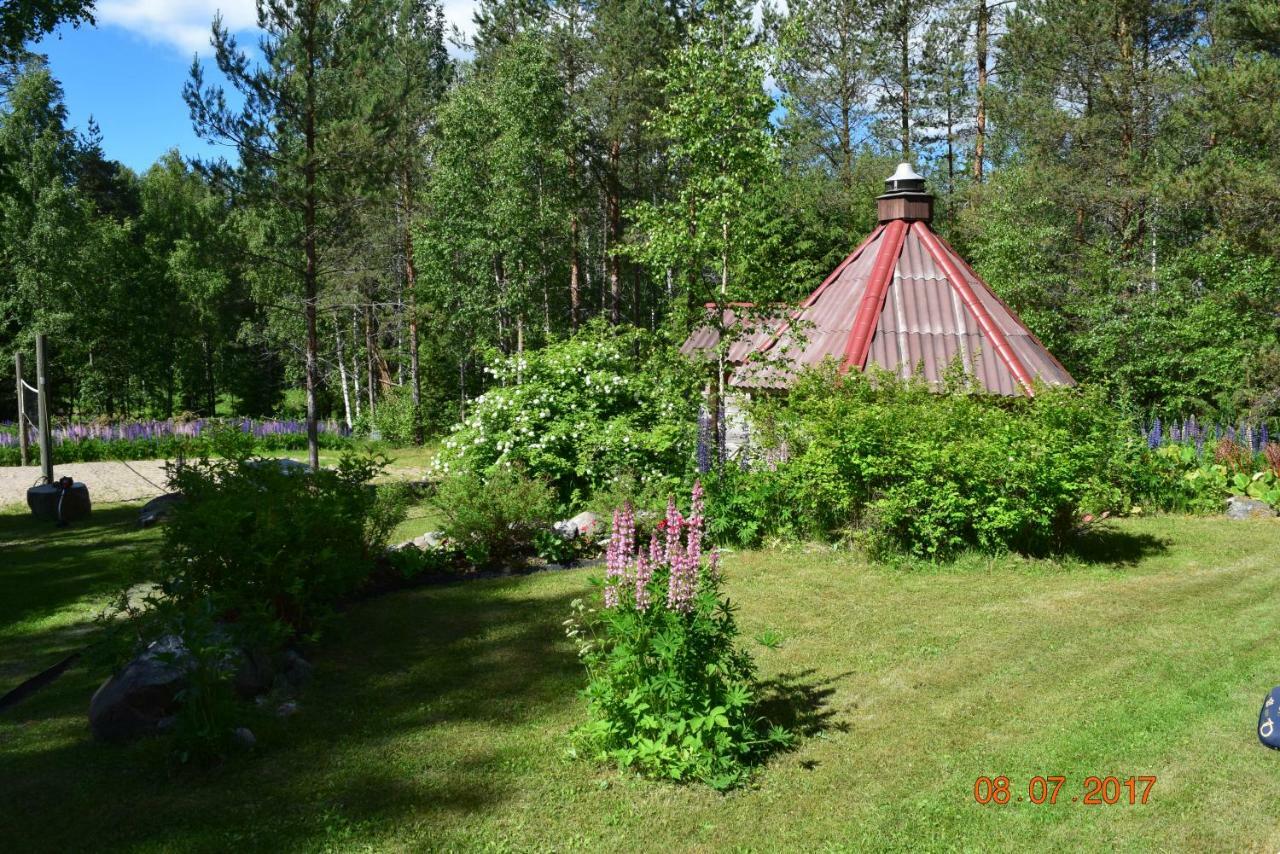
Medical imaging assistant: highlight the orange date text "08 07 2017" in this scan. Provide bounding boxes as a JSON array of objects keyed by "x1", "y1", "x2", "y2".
[{"x1": 972, "y1": 776, "x2": 1157, "y2": 806}]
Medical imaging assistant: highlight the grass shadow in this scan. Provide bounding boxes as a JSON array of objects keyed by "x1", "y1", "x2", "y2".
[
  {"x1": 1062, "y1": 523, "x2": 1171, "y2": 566},
  {"x1": 0, "y1": 503, "x2": 155, "y2": 628},
  {"x1": 1, "y1": 576, "x2": 591, "y2": 850},
  {"x1": 754, "y1": 668, "x2": 852, "y2": 769}
]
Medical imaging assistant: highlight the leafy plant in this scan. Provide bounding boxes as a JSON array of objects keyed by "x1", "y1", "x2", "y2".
[
  {"x1": 707, "y1": 366, "x2": 1141, "y2": 559},
  {"x1": 430, "y1": 465, "x2": 558, "y2": 568},
  {"x1": 161, "y1": 447, "x2": 406, "y2": 632},
  {"x1": 430, "y1": 321, "x2": 701, "y2": 502},
  {"x1": 566, "y1": 484, "x2": 790, "y2": 790}
]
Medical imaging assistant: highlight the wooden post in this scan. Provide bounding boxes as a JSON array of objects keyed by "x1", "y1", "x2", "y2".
[
  {"x1": 35, "y1": 334, "x2": 53, "y2": 484},
  {"x1": 15, "y1": 352, "x2": 29, "y2": 467}
]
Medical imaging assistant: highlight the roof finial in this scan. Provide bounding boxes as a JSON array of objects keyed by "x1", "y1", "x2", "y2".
[
  {"x1": 885, "y1": 162, "x2": 925, "y2": 194},
  {"x1": 877, "y1": 161, "x2": 932, "y2": 223}
]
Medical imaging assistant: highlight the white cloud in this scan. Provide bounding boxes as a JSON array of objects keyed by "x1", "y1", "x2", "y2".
[{"x1": 97, "y1": 0, "x2": 477, "y2": 55}]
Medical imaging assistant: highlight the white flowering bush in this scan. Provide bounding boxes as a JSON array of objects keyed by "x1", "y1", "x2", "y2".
[{"x1": 431, "y1": 321, "x2": 701, "y2": 500}]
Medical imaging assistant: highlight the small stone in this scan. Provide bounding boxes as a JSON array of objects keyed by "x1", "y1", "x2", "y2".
[
  {"x1": 276, "y1": 701, "x2": 299, "y2": 718},
  {"x1": 232, "y1": 647, "x2": 276, "y2": 699},
  {"x1": 232, "y1": 727, "x2": 256, "y2": 749},
  {"x1": 1226, "y1": 496, "x2": 1276, "y2": 520}
]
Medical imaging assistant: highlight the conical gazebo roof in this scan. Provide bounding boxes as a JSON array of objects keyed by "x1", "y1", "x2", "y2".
[{"x1": 685, "y1": 163, "x2": 1075, "y2": 397}]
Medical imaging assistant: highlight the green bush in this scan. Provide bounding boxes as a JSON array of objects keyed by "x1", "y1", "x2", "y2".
[
  {"x1": 566, "y1": 487, "x2": 789, "y2": 789},
  {"x1": 1134, "y1": 440, "x2": 1280, "y2": 513},
  {"x1": 707, "y1": 366, "x2": 1140, "y2": 558},
  {"x1": 431, "y1": 321, "x2": 702, "y2": 502},
  {"x1": 362, "y1": 385, "x2": 426, "y2": 446},
  {"x1": 430, "y1": 465, "x2": 559, "y2": 567},
  {"x1": 161, "y1": 447, "x2": 406, "y2": 632}
]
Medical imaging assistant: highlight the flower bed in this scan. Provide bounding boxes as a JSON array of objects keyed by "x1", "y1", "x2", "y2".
[{"x1": 0, "y1": 418, "x2": 353, "y2": 466}]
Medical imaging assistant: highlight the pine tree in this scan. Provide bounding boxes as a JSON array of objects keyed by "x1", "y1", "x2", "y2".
[{"x1": 185, "y1": 0, "x2": 378, "y2": 469}]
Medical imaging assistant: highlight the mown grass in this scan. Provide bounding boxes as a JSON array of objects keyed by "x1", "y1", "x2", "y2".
[
  {"x1": 0, "y1": 505, "x2": 159, "y2": 697},
  {"x1": 2, "y1": 510, "x2": 1280, "y2": 851}
]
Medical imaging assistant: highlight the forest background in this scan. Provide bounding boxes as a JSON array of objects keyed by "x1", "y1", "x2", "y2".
[{"x1": 2, "y1": 0, "x2": 1277, "y2": 451}]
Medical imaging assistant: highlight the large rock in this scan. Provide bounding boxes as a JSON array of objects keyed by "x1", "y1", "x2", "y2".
[
  {"x1": 279, "y1": 649, "x2": 313, "y2": 692},
  {"x1": 138, "y1": 492, "x2": 185, "y2": 527},
  {"x1": 1226, "y1": 496, "x2": 1277, "y2": 520},
  {"x1": 232, "y1": 647, "x2": 276, "y2": 699},
  {"x1": 413, "y1": 531, "x2": 446, "y2": 549},
  {"x1": 88, "y1": 635, "x2": 191, "y2": 743},
  {"x1": 245, "y1": 457, "x2": 312, "y2": 475},
  {"x1": 554, "y1": 511, "x2": 600, "y2": 541}
]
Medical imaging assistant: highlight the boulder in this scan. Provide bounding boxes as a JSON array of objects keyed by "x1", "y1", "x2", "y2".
[
  {"x1": 245, "y1": 457, "x2": 312, "y2": 475},
  {"x1": 232, "y1": 727, "x2": 256, "y2": 749},
  {"x1": 232, "y1": 647, "x2": 276, "y2": 699},
  {"x1": 1226, "y1": 496, "x2": 1276, "y2": 520},
  {"x1": 412, "y1": 531, "x2": 446, "y2": 550},
  {"x1": 553, "y1": 511, "x2": 600, "y2": 541},
  {"x1": 88, "y1": 635, "x2": 191, "y2": 743},
  {"x1": 279, "y1": 649, "x2": 313, "y2": 691},
  {"x1": 138, "y1": 492, "x2": 185, "y2": 527}
]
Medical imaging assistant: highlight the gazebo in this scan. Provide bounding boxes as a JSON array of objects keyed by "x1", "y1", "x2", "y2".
[{"x1": 683, "y1": 163, "x2": 1075, "y2": 397}]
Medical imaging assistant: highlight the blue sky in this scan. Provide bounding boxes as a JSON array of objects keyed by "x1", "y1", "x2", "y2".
[{"x1": 31, "y1": 1, "x2": 477, "y2": 174}]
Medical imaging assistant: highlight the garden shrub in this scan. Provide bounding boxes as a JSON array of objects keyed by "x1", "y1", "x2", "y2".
[
  {"x1": 566, "y1": 484, "x2": 790, "y2": 790},
  {"x1": 161, "y1": 446, "x2": 406, "y2": 632},
  {"x1": 708, "y1": 365, "x2": 1139, "y2": 558},
  {"x1": 1134, "y1": 439, "x2": 1280, "y2": 513},
  {"x1": 430, "y1": 465, "x2": 559, "y2": 567},
  {"x1": 360, "y1": 385, "x2": 425, "y2": 446},
  {"x1": 430, "y1": 321, "x2": 702, "y2": 502}
]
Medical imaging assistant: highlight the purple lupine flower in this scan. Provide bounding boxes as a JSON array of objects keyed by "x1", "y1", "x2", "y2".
[
  {"x1": 1147, "y1": 418, "x2": 1161, "y2": 449},
  {"x1": 696, "y1": 408, "x2": 712, "y2": 474},
  {"x1": 1263, "y1": 424, "x2": 1271, "y2": 449}
]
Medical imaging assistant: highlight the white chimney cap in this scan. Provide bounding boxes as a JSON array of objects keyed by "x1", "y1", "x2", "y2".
[{"x1": 889, "y1": 162, "x2": 923, "y2": 182}]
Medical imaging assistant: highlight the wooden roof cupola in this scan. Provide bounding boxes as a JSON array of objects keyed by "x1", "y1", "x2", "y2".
[{"x1": 876, "y1": 162, "x2": 933, "y2": 224}]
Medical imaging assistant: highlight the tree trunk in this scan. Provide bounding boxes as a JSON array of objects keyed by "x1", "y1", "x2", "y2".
[
  {"x1": 899, "y1": 0, "x2": 911, "y2": 157},
  {"x1": 569, "y1": 209, "x2": 581, "y2": 331},
  {"x1": 303, "y1": 9, "x2": 320, "y2": 472},
  {"x1": 972, "y1": 0, "x2": 988, "y2": 182},
  {"x1": 351, "y1": 309, "x2": 362, "y2": 420},
  {"x1": 336, "y1": 322, "x2": 353, "y2": 429},
  {"x1": 365, "y1": 303, "x2": 376, "y2": 415},
  {"x1": 606, "y1": 137, "x2": 622, "y2": 324}
]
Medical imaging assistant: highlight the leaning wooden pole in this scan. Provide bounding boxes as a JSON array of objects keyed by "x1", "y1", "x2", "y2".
[
  {"x1": 35, "y1": 334, "x2": 53, "y2": 484},
  {"x1": 15, "y1": 352, "x2": 30, "y2": 467}
]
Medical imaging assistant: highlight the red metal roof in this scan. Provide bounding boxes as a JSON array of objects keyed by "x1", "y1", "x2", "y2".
[{"x1": 688, "y1": 217, "x2": 1075, "y2": 397}]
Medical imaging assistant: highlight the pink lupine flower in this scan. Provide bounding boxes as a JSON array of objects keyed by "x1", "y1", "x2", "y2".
[
  {"x1": 634, "y1": 553, "x2": 652, "y2": 611},
  {"x1": 605, "y1": 486, "x2": 714, "y2": 616},
  {"x1": 604, "y1": 503, "x2": 634, "y2": 608},
  {"x1": 663, "y1": 497, "x2": 682, "y2": 566}
]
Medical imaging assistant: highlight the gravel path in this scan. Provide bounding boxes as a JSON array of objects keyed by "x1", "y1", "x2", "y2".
[
  {"x1": 0, "y1": 460, "x2": 172, "y2": 508},
  {"x1": 1, "y1": 458, "x2": 430, "y2": 509}
]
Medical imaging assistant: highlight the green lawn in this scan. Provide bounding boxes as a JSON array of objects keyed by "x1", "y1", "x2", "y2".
[{"x1": 3, "y1": 509, "x2": 1280, "y2": 851}]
